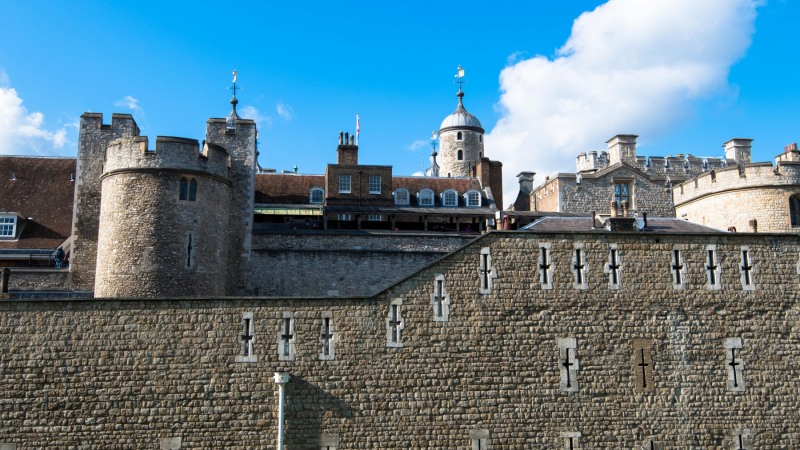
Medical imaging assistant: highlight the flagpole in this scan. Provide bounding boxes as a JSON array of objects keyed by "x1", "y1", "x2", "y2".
[{"x1": 356, "y1": 114, "x2": 360, "y2": 145}]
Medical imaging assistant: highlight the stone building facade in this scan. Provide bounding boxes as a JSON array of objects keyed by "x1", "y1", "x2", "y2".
[
  {"x1": 674, "y1": 142, "x2": 800, "y2": 233},
  {"x1": 1, "y1": 228, "x2": 798, "y2": 448},
  {"x1": 524, "y1": 134, "x2": 738, "y2": 217}
]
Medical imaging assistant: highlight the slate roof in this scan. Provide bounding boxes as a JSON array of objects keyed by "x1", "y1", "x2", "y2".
[
  {"x1": 520, "y1": 215, "x2": 728, "y2": 234},
  {"x1": 0, "y1": 156, "x2": 76, "y2": 250}
]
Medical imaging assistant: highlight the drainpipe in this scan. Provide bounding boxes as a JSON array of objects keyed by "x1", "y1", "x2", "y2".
[{"x1": 274, "y1": 372, "x2": 290, "y2": 449}]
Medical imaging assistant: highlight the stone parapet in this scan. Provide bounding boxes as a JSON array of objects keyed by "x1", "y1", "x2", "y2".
[{"x1": 103, "y1": 136, "x2": 230, "y2": 182}]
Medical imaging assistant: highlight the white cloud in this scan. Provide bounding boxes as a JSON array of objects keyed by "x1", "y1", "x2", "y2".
[
  {"x1": 113, "y1": 95, "x2": 143, "y2": 113},
  {"x1": 487, "y1": 0, "x2": 759, "y2": 204},
  {"x1": 240, "y1": 105, "x2": 272, "y2": 128},
  {"x1": 406, "y1": 139, "x2": 429, "y2": 152},
  {"x1": 0, "y1": 71, "x2": 69, "y2": 155},
  {"x1": 275, "y1": 101, "x2": 293, "y2": 121}
]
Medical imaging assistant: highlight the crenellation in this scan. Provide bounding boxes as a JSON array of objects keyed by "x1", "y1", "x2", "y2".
[{"x1": 102, "y1": 136, "x2": 230, "y2": 181}]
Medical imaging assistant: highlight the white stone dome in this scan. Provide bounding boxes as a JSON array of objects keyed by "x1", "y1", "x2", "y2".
[{"x1": 439, "y1": 91, "x2": 484, "y2": 132}]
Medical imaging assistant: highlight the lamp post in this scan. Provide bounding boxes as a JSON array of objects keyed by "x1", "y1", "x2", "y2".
[{"x1": 274, "y1": 372, "x2": 290, "y2": 449}]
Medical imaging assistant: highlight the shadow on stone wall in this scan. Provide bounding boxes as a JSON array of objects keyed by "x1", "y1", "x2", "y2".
[{"x1": 284, "y1": 375, "x2": 354, "y2": 448}]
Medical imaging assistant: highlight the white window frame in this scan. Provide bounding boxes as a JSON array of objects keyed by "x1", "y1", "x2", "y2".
[
  {"x1": 367, "y1": 214, "x2": 382, "y2": 222},
  {"x1": 706, "y1": 244, "x2": 723, "y2": 290},
  {"x1": 368, "y1": 175, "x2": 381, "y2": 194},
  {"x1": 338, "y1": 174, "x2": 351, "y2": 193},
  {"x1": 319, "y1": 311, "x2": 335, "y2": 361},
  {"x1": 235, "y1": 312, "x2": 257, "y2": 363},
  {"x1": 277, "y1": 312, "x2": 296, "y2": 361},
  {"x1": 441, "y1": 189, "x2": 458, "y2": 207},
  {"x1": 337, "y1": 213, "x2": 352, "y2": 221},
  {"x1": 386, "y1": 298, "x2": 404, "y2": 348},
  {"x1": 431, "y1": 273, "x2": 450, "y2": 322},
  {"x1": 394, "y1": 188, "x2": 410, "y2": 205},
  {"x1": 739, "y1": 246, "x2": 755, "y2": 291},
  {"x1": 0, "y1": 215, "x2": 18, "y2": 239},
  {"x1": 309, "y1": 187, "x2": 324, "y2": 204},
  {"x1": 464, "y1": 190, "x2": 481, "y2": 208},
  {"x1": 418, "y1": 189, "x2": 434, "y2": 207}
]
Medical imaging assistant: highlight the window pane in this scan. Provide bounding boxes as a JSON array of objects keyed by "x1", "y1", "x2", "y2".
[
  {"x1": 395, "y1": 189, "x2": 409, "y2": 205},
  {"x1": 339, "y1": 175, "x2": 351, "y2": 193},
  {"x1": 369, "y1": 175, "x2": 381, "y2": 194},
  {"x1": 0, "y1": 217, "x2": 15, "y2": 237},
  {"x1": 179, "y1": 178, "x2": 188, "y2": 200},
  {"x1": 188, "y1": 179, "x2": 197, "y2": 201}
]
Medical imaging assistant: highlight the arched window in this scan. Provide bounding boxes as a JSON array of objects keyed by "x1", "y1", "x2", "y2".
[
  {"x1": 464, "y1": 190, "x2": 481, "y2": 207},
  {"x1": 457, "y1": 149, "x2": 463, "y2": 161},
  {"x1": 441, "y1": 189, "x2": 458, "y2": 207},
  {"x1": 790, "y1": 195, "x2": 800, "y2": 227},
  {"x1": 394, "y1": 188, "x2": 410, "y2": 205},
  {"x1": 479, "y1": 134, "x2": 483, "y2": 142},
  {"x1": 456, "y1": 132, "x2": 463, "y2": 141},
  {"x1": 179, "y1": 178, "x2": 188, "y2": 200},
  {"x1": 418, "y1": 189, "x2": 434, "y2": 206},
  {"x1": 188, "y1": 179, "x2": 197, "y2": 201},
  {"x1": 309, "y1": 187, "x2": 324, "y2": 204}
]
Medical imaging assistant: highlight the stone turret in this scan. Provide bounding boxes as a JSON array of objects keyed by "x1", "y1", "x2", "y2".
[
  {"x1": 438, "y1": 89, "x2": 485, "y2": 178},
  {"x1": 70, "y1": 113, "x2": 140, "y2": 290},
  {"x1": 94, "y1": 136, "x2": 232, "y2": 298},
  {"x1": 206, "y1": 108, "x2": 257, "y2": 295}
]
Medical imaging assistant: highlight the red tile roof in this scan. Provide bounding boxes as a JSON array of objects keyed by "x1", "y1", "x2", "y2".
[
  {"x1": 255, "y1": 173, "x2": 325, "y2": 204},
  {"x1": 0, "y1": 156, "x2": 76, "y2": 249}
]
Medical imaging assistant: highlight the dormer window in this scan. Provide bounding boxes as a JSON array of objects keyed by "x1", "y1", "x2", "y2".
[
  {"x1": 0, "y1": 215, "x2": 18, "y2": 238},
  {"x1": 418, "y1": 189, "x2": 434, "y2": 206},
  {"x1": 457, "y1": 132, "x2": 463, "y2": 141},
  {"x1": 464, "y1": 190, "x2": 481, "y2": 207},
  {"x1": 309, "y1": 187, "x2": 324, "y2": 204},
  {"x1": 457, "y1": 149, "x2": 464, "y2": 161},
  {"x1": 442, "y1": 189, "x2": 458, "y2": 207},
  {"x1": 394, "y1": 188, "x2": 410, "y2": 206}
]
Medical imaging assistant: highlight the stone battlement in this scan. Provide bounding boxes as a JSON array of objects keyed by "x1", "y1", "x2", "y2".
[
  {"x1": 80, "y1": 112, "x2": 141, "y2": 137},
  {"x1": 673, "y1": 160, "x2": 800, "y2": 205},
  {"x1": 103, "y1": 136, "x2": 230, "y2": 180}
]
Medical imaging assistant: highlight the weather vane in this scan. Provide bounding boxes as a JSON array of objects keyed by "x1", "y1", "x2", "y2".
[
  {"x1": 431, "y1": 130, "x2": 438, "y2": 153},
  {"x1": 229, "y1": 70, "x2": 239, "y2": 99},
  {"x1": 454, "y1": 65, "x2": 465, "y2": 91}
]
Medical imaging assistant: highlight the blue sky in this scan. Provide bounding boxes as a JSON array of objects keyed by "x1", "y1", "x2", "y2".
[{"x1": 1, "y1": 1, "x2": 797, "y2": 201}]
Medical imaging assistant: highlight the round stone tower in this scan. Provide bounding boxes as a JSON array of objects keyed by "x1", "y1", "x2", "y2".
[
  {"x1": 94, "y1": 135, "x2": 232, "y2": 298},
  {"x1": 438, "y1": 88, "x2": 485, "y2": 177}
]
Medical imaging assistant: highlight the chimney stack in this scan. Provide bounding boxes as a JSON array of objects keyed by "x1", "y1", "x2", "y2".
[
  {"x1": 724, "y1": 138, "x2": 753, "y2": 164},
  {"x1": 336, "y1": 131, "x2": 359, "y2": 165}
]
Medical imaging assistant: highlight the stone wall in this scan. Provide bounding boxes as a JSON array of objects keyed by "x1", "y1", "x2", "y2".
[
  {"x1": 244, "y1": 232, "x2": 473, "y2": 297},
  {"x1": 6, "y1": 269, "x2": 69, "y2": 291},
  {"x1": 674, "y1": 162, "x2": 800, "y2": 233},
  {"x1": 1, "y1": 231, "x2": 798, "y2": 448}
]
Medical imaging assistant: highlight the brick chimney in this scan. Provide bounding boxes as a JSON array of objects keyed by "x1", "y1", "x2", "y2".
[
  {"x1": 724, "y1": 138, "x2": 752, "y2": 164},
  {"x1": 337, "y1": 131, "x2": 358, "y2": 165}
]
